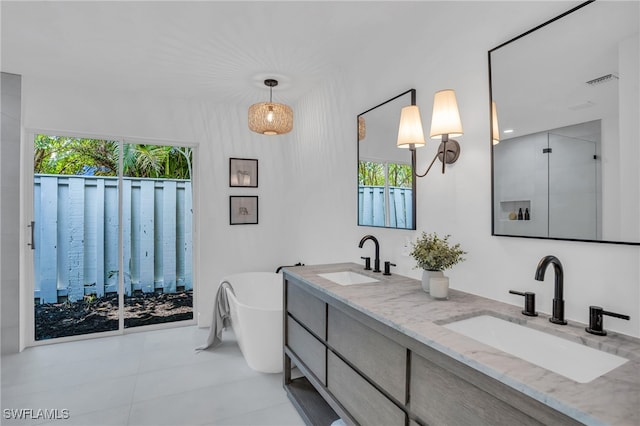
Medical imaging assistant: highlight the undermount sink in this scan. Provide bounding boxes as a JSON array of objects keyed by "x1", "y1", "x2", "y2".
[
  {"x1": 444, "y1": 315, "x2": 628, "y2": 383},
  {"x1": 318, "y1": 271, "x2": 379, "y2": 286}
]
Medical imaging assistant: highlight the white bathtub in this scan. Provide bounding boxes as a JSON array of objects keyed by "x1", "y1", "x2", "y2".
[{"x1": 223, "y1": 272, "x2": 283, "y2": 373}]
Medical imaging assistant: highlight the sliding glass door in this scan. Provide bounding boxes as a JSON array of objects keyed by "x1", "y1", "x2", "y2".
[{"x1": 31, "y1": 135, "x2": 193, "y2": 342}]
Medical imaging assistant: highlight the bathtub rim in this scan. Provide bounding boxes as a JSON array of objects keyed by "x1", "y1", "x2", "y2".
[{"x1": 222, "y1": 271, "x2": 283, "y2": 312}]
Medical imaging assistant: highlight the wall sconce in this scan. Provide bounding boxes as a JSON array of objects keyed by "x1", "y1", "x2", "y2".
[
  {"x1": 491, "y1": 101, "x2": 500, "y2": 145},
  {"x1": 397, "y1": 89, "x2": 463, "y2": 177}
]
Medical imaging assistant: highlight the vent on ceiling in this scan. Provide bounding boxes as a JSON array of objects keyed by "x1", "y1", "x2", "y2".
[
  {"x1": 585, "y1": 73, "x2": 619, "y2": 86},
  {"x1": 568, "y1": 101, "x2": 595, "y2": 111}
]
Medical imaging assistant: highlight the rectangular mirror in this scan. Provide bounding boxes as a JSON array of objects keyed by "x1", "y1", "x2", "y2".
[
  {"x1": 490, "y1": 0, "x2": 639, "y2": 244},
  {"x1": 358, "y1": 89, "x2": 416, "y2": 230}
]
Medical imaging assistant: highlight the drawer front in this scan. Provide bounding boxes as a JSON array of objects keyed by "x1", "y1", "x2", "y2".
[
  {"x1": 287, "y1": 316, "x2": 326, "y2": 384},
  {"x1": 286, "y1": 279, "x2": 326, "y2": 339},
  {"x1": 328, "y1": 305, "x2": 406, "y2": 403},
  {"x1": 410, "y1": 352, "x2": 543, "y2": 426},
  {"x1": 327, "y1": 352, "x2": 405, "y2": 426}
]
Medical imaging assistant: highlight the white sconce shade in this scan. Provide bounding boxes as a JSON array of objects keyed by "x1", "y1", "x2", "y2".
[
  {"x1": 248, "y1": 102, "x2": 293, "y2": 135},
  {"x1": 429, "y1": 89, "x2": 463, "y2": 139},
  {"x1": 397, "y1": 105, "x2": 426, "y2": 148},
  {"x1": 491, "y1": 101, "x2": 500, "y2": 145}
]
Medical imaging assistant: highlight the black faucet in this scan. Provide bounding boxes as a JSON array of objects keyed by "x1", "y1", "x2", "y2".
[
  {"x1": 358, "y1": 235, "x2": 381, "y2": 273},
  {"x1": 534, "y1": 255, "x2": 567, "y2": 325}
]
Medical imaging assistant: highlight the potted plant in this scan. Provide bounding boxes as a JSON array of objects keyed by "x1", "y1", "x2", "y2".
[{"x1": 410, "y1": 232, "x2": 466, "y2": 297}]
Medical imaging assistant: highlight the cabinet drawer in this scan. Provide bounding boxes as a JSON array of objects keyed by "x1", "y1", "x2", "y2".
[
  {"x1": 328, "y1": 306, "x2": 406, "y2": 403},
  {"x1": 286, "y1": 279, "x2": 326, "y2": 339},
  {"x1": 410, "y1": 352, "x2": 543, "y2": 426},
  {"x1": 287, "y1": 316, "x2": 326, "y2": 384},
  {"x1": 327, "y1": 352, "x2": 405, "y2": 426}
]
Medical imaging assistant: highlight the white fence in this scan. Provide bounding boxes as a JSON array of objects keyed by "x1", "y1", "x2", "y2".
[
  {"x1": 33, "y1": 175, "x2": 193, "y2": 303},
  {"x1": 358, "y1": 185, "x2": 413, "y2": 228}
]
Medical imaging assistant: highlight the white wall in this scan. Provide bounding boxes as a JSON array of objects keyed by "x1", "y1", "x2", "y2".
[
  {"x1": 19, "y1": 77, "x2": 298, "y2": 336},
  {"x1": 283, "y1": 2, "x2": 640, "y2": 337},
  {"x1": 1, "y1": 72, "x2": 22, "y2": 354},
  {"x1": 9, "y1": 1, "x2": 639, "y2": 347}
]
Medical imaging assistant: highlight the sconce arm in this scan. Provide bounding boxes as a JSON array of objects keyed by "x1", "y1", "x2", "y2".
[
  {"x1": 412, "y1": 148, "x2": 440, "y2": 178},
  {"x1": 411, "y1": 137, "x2": 460, "y2": 178}
]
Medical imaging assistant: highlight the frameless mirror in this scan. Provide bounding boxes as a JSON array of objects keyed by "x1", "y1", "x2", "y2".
[
  {"x1": 490, "y1": 1, "x2": 639, "y2": 244},
  {"x1": 358, "y1": 89, "x2": 416, "y2": 230}
]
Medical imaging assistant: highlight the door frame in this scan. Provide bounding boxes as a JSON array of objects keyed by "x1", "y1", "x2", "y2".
[{"x1": 21, "y1": 128, "x2": 199, "y2": 348}]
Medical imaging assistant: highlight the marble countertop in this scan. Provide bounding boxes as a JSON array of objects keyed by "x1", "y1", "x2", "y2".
[{"x1": 283, "y1": 263, "x2": 640, "y2": 426}]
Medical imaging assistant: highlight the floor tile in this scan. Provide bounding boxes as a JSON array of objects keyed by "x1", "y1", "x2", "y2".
[
  {"x1": 1, "y1": 326, "x2": 302, "y2": 426},
  {"x1": 128, "y1": 374, "x2": 289, "y2": 426},
  {"x1": 211, "y1": 401, "x2": 305, "y2": 426}
]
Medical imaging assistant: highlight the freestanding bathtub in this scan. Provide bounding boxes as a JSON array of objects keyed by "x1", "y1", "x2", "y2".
[{"x1": 223, "y1": 272, "x2": 283, "y2": 373}]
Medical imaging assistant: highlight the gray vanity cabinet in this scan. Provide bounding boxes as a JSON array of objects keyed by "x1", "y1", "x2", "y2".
[
  {"x1": 284, "y1": 275, "x2": 405, "y2": 425},
  {"x1": 327, "y1": 352, "x2": 405, "y2": 425},
  {"x1": 327, "y1": 306, "x2": 406, "y2": 403},
  {"x1": 283, "y1": 272, "x2": 580, "y2": 426}
]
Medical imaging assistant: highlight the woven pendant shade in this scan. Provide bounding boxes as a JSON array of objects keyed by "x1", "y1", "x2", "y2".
[
  {"x1": 248, "y1": 79, "x2": 293, "y2": 135},
  {"x1": 358, "y1": 116, "x2": 366, "y2": 141},
  {"x1": 248, "y1": 102, "x2": 293, "y2": 135}
]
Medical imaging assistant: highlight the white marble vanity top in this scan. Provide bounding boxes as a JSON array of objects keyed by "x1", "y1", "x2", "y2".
[{"x1": 283, "y1": 263, "x2": 640, "y2": 426}]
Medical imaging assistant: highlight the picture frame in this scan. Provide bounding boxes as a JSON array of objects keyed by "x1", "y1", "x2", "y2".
[
  {"x1": 229, "y1": 158, "x2": 258, "y2": 187},
  {"x1": 230, "y1": 196, "x2": 259, "y2": 225}
]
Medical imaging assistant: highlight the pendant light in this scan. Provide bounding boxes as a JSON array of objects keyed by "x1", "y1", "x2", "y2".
[{"x1": 248, "y1": 79, "x2": 293, "y2": 135}]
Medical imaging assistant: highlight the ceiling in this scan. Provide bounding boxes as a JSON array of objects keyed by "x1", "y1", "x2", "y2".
[
  {"x1": 2, "y1": 1, "x2": 582, "y2": 108},
  {"x1": 1, "y1": 1, "x2": 442, "y2": 106},
  {"x1": 491, "y1": 0, "x2": 639, "y2": 139}
]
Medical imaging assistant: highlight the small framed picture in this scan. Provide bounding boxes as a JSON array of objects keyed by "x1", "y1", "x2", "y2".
[
  {"x1": 230, "y1": 196, "x2": 259, "y2": 225},
  {"x1": 229, "y1": 158, "x2": 258, "y2": 187}
]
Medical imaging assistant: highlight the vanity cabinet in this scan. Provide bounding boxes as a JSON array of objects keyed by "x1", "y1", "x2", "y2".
[{"x1": 283, "y1": 272, "x2": 581, "y2": 426}]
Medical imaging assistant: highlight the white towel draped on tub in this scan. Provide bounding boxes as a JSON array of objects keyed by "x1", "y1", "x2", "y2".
[{"x1": 196, "y1": 281, "x2": 234, "y2": 351}]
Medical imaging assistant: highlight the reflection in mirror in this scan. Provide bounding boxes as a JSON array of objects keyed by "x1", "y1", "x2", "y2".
[
  {"x1": 490, "y1": 1, "x2": 639, "y2": 244},
  {"x1": 358, "y1": 90, "x2": 416, "y2": 230}
]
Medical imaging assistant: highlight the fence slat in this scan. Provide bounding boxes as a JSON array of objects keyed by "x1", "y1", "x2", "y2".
[
  {"x1": 104, "y1": 181, "x2": 118, "y2": 294},
  {"x1": 95, "y1": 179, "x2": 105, "y2": 297},
  {"x1": 39, "y1": 177, "x2": 58, "y2": 303},
  {"x1": 122, "y1": 179, "x2": 132, "y2": 296},
  {"x1": 162, "y1": 181, "x2": 177, "y2": 293},
  {"x1": 183, "y1": 182, "x2": 193, "y2": 291},
  {"x1": 67, "y1": 178, "x2": 85, "y2": 302},
  {"x1": 139, "y1": 180, "x2": 155, "y2": 293}
]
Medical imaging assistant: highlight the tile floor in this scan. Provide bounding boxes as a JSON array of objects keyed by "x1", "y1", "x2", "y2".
[{"x1": 0, "y1": 326, "x2": 305, "y2": 426}]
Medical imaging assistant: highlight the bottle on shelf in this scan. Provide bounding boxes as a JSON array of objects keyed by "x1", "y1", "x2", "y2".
[
  {"x1": 524, "y1": 208, "x2": 530, "y2": 220},
  {"x1": 518, "y1": 208, "x2": 523, "y2": 220}
]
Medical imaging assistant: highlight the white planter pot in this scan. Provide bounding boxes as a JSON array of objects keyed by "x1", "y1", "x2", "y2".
[
  {"x1": 421, "y1": 270, "x2": 444, "y2": 293},
  {"x1": 430, "y1": 276, "x2": 450, "y2": 300}
]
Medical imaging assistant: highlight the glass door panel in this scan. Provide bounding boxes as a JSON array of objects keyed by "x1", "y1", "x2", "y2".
[
  {"x1": 121, "y1": 143, "x2": 193, "y2": 329},
  {"x1": 548, "y1": 133, "x2": 598, "y2": 239},
  {"x1": 33, "y1": 135, "x2": 120, "y2": 340}
]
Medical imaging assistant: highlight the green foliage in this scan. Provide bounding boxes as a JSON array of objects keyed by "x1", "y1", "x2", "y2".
[
  {"x1": 388, "y1": 163, "x2": 412, "y2": 187},
  {"x1": 34, "y1": 135, "x2": 192, "y2": 179},
  {"x1": 410, "y1": 232, "x2": 466, "y2": 271},
  {"x1": 359, "y1": 161, "x2": 412, "y2": 188},
  {"x1": 359, "y1": 161, "x2": 385, "y2": 186},
  {"x1": 34, "y1": 135, "x2": 119, "y2": 176}
]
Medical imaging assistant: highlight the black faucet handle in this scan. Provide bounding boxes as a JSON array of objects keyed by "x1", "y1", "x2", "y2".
[
  {"x1": 383, "y1": 261, "x2": 396, "y2": 276},
  {"x1": 586, "y1": 306, "x2": 630, "y2": 336},
  {"x1": 360, "y1": 256, "x2": 371, "y2": 270},
  {"x1": 509, "y1": 290, "x2": 538, "y2": 317}
]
